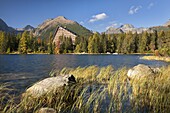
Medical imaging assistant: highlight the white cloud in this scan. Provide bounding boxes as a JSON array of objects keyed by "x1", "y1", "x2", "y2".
[
  {"x1": 128, "y1": 6, "x2": 142, "y2": 15},
  {"x1": 89, "y1": 13, "x2": 107, "y2": 23},
  {"x1": 148, "y1": 3, "x2": 154, "y2": 9}
]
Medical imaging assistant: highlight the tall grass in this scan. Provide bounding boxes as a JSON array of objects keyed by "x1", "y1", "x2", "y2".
[{"x1": 1, "y1": 65, "x2": 170, "y2": 113}]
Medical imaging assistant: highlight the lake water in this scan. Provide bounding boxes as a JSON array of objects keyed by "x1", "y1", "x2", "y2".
[{"x1": 0, "y1": 54, "x2": 169, "y2": 94}]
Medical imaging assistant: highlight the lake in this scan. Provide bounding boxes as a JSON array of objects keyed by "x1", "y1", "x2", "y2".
[{"x1": 0, "y1": 54, "x2": 169, "y2": 94}]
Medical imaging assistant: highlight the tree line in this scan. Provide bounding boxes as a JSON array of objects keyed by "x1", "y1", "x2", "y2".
[{"x1": 0, "y1": 30, "x2": 170, "y2": 56}]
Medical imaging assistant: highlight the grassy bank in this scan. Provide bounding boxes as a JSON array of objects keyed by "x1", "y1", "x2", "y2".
[
  {"x1": 142, "y1": 56, "x2": 170, "y2": 62},
  {"x1": 0, "y1": 65, "x2": 170, "y2": 113}
]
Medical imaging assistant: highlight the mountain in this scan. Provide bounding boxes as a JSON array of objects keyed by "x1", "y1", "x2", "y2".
[
  {"x1": 16, "y1": 25, "x2": 35, "y2": 31},
  {"x1": 34, "y1": 16, "x2": 92, "y2": 38},
  {"x1": 24, "y1": 25, "x2": 35, "y2": 31},
  {"x1": 119, "y1": 24, "x2": 135, "y2": 33},
  {"x1": 106, "y1": 24, "x2": 153, "y2": 34},
  {"x1": 163, "y1": 19, "x2": 170, "y2": 26},
  {"x1": 148, "y1": 19, "x2": 170, "y2": 32},
  {"x1": 106, "y1": 27, "x2": 123, "y2": 34},
  {"x1": 0, "y1": 18, "x2": 16, "y2": 33}
]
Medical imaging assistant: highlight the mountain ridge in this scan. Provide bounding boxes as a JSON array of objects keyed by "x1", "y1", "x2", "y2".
[
  {"x1": 16, "y1": 25, "x2": 35, "y2": 31},
  {"x1": 34, "y1": 16, "x2": 92, "y2": 38},
  {"x1": 0, "y1": 17, "x2": 170, "y2": 36},
  {"x1": 106, "y1": 21, "x2": 170, "y2": 34},
  {"x1": 0, "y1": 18, "x2": 16, "y2": 33}
]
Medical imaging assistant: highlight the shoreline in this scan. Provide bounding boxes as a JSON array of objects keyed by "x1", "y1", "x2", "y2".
[
  {"x1": 141, "y1": 56, "x2": 170, "y2": 62},
  {"x1": 0, "y1": 52, "x2": 154, "y2": 55}
]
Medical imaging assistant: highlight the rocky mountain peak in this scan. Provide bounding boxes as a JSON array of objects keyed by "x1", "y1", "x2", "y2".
[
  {"x1": 16, "y1": 25, "x2": 34, "y2": 31},
  {"x1": 55, "y1": 16, "x2": 67, "y2": 20},
  {"x1": 24, "y1": 25, "x2": 34, "y2": 30},
  {"x1": 106, "y1": 27, "x2": 123, "y2": 34},
  {"x1": 54, "y1": 16, "x2": 75, "y2": 24},
  {"x1": 120, "y1": 24, "x2": 135, "y2": 29},
  {"x1": 36, "y1": 16, "x2": 75, "y2": 31},
  {"x1": 106, "y1": 23, "x2": 153, "y2": 34}
]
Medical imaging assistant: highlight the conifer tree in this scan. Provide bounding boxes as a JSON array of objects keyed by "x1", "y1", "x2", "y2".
[
  {"x1": 18, "y1": 31, "x2": 28, "y2": 54},
  {"x1": 0, "y1": 31, "x2": 7, "y2": 53},
  {"x1": 48, "y1": 32, "x2": 54, "y2": 54},
  {"x1": 149, "y1": 30, "x2": 158, "y2": 52},
  {"x1": 138, "y1": 31, "x2": 149, "y2": 53},
  {"x1": 88, "y1": 36, "x2": 94, "y2": 53}
]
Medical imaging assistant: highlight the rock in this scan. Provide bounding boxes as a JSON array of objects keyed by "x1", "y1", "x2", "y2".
[
  {"x1": 127, "y1": 64, "x2": 160, "y2": 79},
  {"x1": 38, "y1": 107, "x2": 56, "y2": 113},
  {"x1": 25, "y1": 74, "x2": 76, "y2": 97}
]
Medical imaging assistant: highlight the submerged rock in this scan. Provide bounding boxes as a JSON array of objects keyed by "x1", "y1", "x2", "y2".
[
  {"x1": 25, "y1": 74, "x2": 76, "y2": 97},
  {"x1": 127, "y1": 64, "x2": 160, "y2": 79}
]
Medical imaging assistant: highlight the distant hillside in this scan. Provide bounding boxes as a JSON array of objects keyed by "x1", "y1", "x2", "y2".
[
  {"x1": 151, "y1": 26, "x2": 170, "y2": 32},
  {"x1": 16, "y1": 25, "x2": 35, "y2": 32},
  {"x1": 0, "y1": 18, "x2": 16, "y2": 33},
  {"x1": 34, "y1": 16, "x2": 92, "y2": 38}
]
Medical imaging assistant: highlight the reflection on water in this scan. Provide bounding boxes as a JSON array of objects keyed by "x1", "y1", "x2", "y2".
[{"x1": 0, "y1": 54, "x2": 169, "y2": 94}]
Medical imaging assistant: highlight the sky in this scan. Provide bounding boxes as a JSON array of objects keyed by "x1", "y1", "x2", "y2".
[{"x1": 0, "y1": 0, "x2": 170, "y2": 32}]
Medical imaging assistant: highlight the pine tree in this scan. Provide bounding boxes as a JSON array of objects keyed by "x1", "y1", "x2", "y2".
[
  {"x1": 48, "y1": 32, "x2": 54, "y2": 54},
  {"x1": 116, "y1": 34, "x2": 124, "y2": 53},
  {"x1": 88, "y1": 36, "x2": 94, "y2": 53},
  {"x1": 0, "y1": 31, "x2": 7, "y2": 53},
  {"x1": 149, "y1": 30, "x2": 158, "y2": 52},
  {"x1": 100, "y1": 33, "x2": 107, "y2": 53},
  {"x1": 138, "y1": 31, "x2": 149, "y2": 53},
  {"x1": 18, "y1": 31, "x2": 28, "y2": 54},
  {"x1": 81, "y1": 37, "x2": 88, "y2": 53},
  {"x1": 107, "y1": 34, "x2": 116, "y2": 53},
  {"x1": 74, "y1": 44, "x2": 81, "y2": 53},
  {"x1": 158, "y1": 30, "x2": 170, "y2": 56},
  {"x1": 27, "y1": 31, "x2": 34, "y2": 53}
]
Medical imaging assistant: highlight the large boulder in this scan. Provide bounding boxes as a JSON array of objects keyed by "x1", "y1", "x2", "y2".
[
  {"x1": 127, "y1": 64, "x2": 160, "y2": 79},
  {"x1": 25, "y1": 74, "x2": 76, "y2": 97}
]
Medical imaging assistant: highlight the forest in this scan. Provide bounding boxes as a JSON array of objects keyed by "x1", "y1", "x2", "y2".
[{"x1": 0, "y1": 30, "x2": 170, "y2": 56}]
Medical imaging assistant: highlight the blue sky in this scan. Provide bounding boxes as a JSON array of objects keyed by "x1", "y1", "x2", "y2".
[{"x1": 0, "y1": 0, "x2": 170, "y2": 32}]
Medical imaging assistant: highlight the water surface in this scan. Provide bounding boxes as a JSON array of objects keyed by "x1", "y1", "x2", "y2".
[{"x1": 0, "y1": 54, "x2": 169, "y2": 93}]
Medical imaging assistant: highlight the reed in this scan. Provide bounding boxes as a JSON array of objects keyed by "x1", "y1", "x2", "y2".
[{"x1": 1, "y1": 65, "x2": 170, "y2": 113}]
